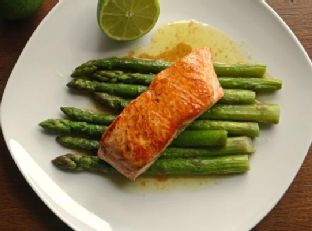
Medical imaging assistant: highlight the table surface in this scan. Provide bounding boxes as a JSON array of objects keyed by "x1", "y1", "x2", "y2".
[{"x1": 0, "y1": 0, "x2": 311, "y2": 230}]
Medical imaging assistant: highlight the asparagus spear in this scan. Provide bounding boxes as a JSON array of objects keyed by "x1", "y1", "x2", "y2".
[
  {"x1": 39, "y1": 119, "x2": 106, "y2": 138},
  {"x1": 93, "y1": 70, "x2": 154, "y2": 85},
  {"x1": 163, "y1": 137, "x2": 255, "y2": 158},
  {"x1": 55, "y1": 136, "x2": 255, "y2": 157},
  {"x1": 94, "y1": 89, "x2": 255, "y2": 105},
  {"x1": 57, "y1": 136, "x2": 100, "y2": 151},
  {"x1": 71, "y1": 60, "x2": 98, "y2": 76},
  {"x1": 222, "y1": 89, "x2": 255, "y2": 104},
  {"x1": 94, "y1": 93, "x2": 131, "y2": 111},
  {"x1": 218, "y1": 78, "x2": 282, "y2": 91},
  {"x1": 171, "y1": 130, "x2": 227, "y2": 147},
  {"x1": 68, "y1": 79, "x2": 256, "y2": 105},
  {"x1": 72, "y1": 57, "x2": 266, "y2": 78},
  {"x1": 200, "y1": 104, "x2": 280, "y2": 124},
  {"x1": 60, "y1": 107, "x2": 115, "y2": 125},
  {"x1": 72, "y1": 57, "x2": 171, "y2": 76},
  {"x1": 40, "y1": 119, "x2": 233, "y2": 144},
  {"x1": 67, "y1": 79, "x2": 147, "y2": 98},
  {"x1": 188, "y1": 120, "x2": 259, "y2": 137},
  {"x1": 213, "y1": 63, "x2": 266, "y2": 77},
  {"x1": 59, "y1": 107, "x2": 260, "y2": 137},
  {"x1": 53, "y1": 153, "x2": 250, "y2": 175},
  {"x1": 90, "y1": 70, "x2": 281, "y2": 91},
  {"x1": 93, "y1": 92, "x2": 280, "y2": 124}
]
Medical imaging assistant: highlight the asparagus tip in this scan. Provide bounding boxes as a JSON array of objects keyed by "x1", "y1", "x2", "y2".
[
  {"x1": 39, "y1": 119, "x2": 55, "y2": 128},
  {"x1": 60, "y1": 106, "x2": 75, "y2": 115},
  {"x1": 66, "y1": 80, "x2": 75, "y2": 88},
  {"x1": 38, "y1": 120, "x2": 48, "y2": 127},
  {"x1": 60, "y1": 106, "x2": 66, "y2": 111},
  {"x1": 52, "y1": 153, "x2": 79, "y2": 170}
]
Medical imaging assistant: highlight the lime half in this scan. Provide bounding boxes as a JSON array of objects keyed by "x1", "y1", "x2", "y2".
[
  {"x1": 97, "y1": 0, "x2": 160, "y2": 41},
  {"x1": 0, "y1": 0, "x2": 43, "y2": 20}
]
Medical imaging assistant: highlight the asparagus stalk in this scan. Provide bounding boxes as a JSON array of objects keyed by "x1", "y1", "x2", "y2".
[
  {"x1": 213, "y1": 63, "x2": 266, "y2": 77},
  {"x1": 56, "y1": 136, "x2": 100, "y2": 151},
  {"x1": 171, "y1": 130, "x2": 227, "y2": 147},
  {"x1": 94, "y1": 93, "x2": 131, "y2": 111},
  {"x1": 68, "y1": 79, "x2": 256, "y2": 105},
  {"x1": 162, "y1": 137, "x2": 255, "y2": 158},
  {"x1": 218, "y1": 78, "x2": 282, "y2": 91},
  {"x1": 39, "y1": 119, "x2": 106, "y2": 138},
  {"x1": 71, "y1": 57, "x2": 266, "y2": 78},
  {"x1": 53, "y1": 153, "x2": 250, "y2": 175},
  {"x1": 94, "y1": 89, "x2": 255, "y2": 105},
  {"x1": 71, "y1": 60, "x2": 98, "y2": 76},
  {"x1": 222, "y1": 89, "x2": 255, "y2": 104},
  {"x1": 59, "y1": 107, "x2": 260, "y2": 137},
  {"x1": 56, "y1": 136, "x2": 254, "y2": 157},
  {"x1": 90, "y1": 70, "x2": 281, "y2": 91},
  {"x1": 67, "y1": 78, "x2": 147, "y2": 98},
  {"x1": 200, "y1": 104, "x2": 280, "y2": 124},
  {"x1": 72, "y1": 57, "x2": 171, "y2": 76},
  {"x1": 60, "y1": 107, "x2": 115, "y2": 125},
  {"x1": 52, "y1": 124, "x2": 227, "y2": 147},
  {"x1": 93, "y1": 92, "x2": 280, "y2": 124},
  {"x1": 188, "y1": 120, "x2": 259, "y2": 137},
  {"x1": 93, "y1": 70, "x2": 154, "y2": 85}
]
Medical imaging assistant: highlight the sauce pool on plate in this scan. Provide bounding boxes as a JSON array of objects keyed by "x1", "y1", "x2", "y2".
[{"x1": 129, "y1": 20, "x2": 250, "y2": 63}]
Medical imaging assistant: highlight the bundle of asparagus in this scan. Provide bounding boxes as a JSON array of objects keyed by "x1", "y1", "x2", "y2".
[{"x1": 40, "y1": 57, "x2": 282, "y2": 177}]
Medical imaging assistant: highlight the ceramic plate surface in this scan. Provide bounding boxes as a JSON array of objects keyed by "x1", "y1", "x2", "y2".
[{"x1": 1, "y1": 0, "x2": 312, "y2": 230}]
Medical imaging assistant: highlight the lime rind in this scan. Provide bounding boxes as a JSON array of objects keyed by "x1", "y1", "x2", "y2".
[{"x1": 0, "y1": 0, "x2": 43, "y2": 20}]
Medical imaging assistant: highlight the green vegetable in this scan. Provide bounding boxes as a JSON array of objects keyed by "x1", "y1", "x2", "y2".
[
  {"x1": 56, "y1": 136, "x2": 254, "y2": 157},
  {"x1": 53, "y1": 153, "x2": 250, "y2": 175},
  {"x1": 39, "y1": 119, "x2": 106, "y2": 138},
  {"x1": 68, "y1": 79, "x2": 256, "y2": 105},
  {"x1": 54, "y1": 125, "x2": 227, "y2": 147},
  {"x1": 60, "y1": 107, "x2": 260, "y2": 137},
  {"x1": 71, "y1": 57, "x2": 266, "y2": 78},
  {"x1": 40, "y1": 119, "x2": 234, "y2": 144},
  {"x1": 92, "y1": 70, "x2": 154, "y2": 85},
  {"x1": 171, "y1": 130, "x2": 227, "y2": 147},
  {"x1": 71, "y1": 58, "x2": 171, "y2": 76},
  {"x1": 60, "y1": 107, "x2": 116, "y2": 125},
  {"x1": 70, "y1": 61, "x2": 98, "y2": 76},
  {"x1": 213, "y1": 63, "x2": 266, "y2": 77},
  {"x1": 56, "y1": 136, "x2": 100, "y2": 151},
  {"x1": 89, "y1": 70, "x2": 281, "y2": 92},
  {"x1": 188, "y1": 120, "x2": 259, "y2": 137},
  {"x1": 162, "y1": 137, "x2": 255, "y2": 158},
  {"x1": 218, "y1": 77, "x2": 282, "y2": 91},
  {"x1": 91, "y1": 92, "x2": 280, "y2": 124},
  {"x1": 200, "y1": 104, "x2": 280, "y2": 124},
  {"x1": 94, "y1": 93, "x2": 131, "y2": 111},
  {"x1": 222, "y1": 89, "x2": 255, "y2": 104},
  {"x1": 67, "y1": 79, "x2": 147, "y2": 98}
]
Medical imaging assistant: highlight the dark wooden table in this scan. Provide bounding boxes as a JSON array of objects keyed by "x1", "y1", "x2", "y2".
[{"x1": 0, "y1": 1, "x2": 311, "y2": 230}]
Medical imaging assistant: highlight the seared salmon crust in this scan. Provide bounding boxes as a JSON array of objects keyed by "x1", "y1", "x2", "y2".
[{"x1": 98, "y1": 48, "x2": 224, "y2": 180}]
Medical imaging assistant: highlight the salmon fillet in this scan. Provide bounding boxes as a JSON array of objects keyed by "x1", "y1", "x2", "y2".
[{"x1": 97, "y1": 48, "x2": 224, "y2": 180}]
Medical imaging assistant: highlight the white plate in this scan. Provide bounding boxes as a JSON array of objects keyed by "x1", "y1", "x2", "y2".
[{"x1": 2, "y1": 0, "x2": 312, "y2": 230}]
